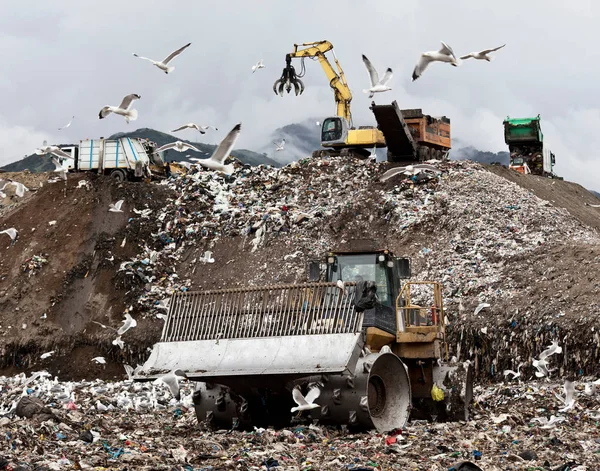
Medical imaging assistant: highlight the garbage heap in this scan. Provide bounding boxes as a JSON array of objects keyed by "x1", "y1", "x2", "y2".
[
  {"x1": 113, "y1": 157, "x2": 600, "y2": 380},
  {"x1": 0, "y1": 371, "x2": 599, "y2": 470}
]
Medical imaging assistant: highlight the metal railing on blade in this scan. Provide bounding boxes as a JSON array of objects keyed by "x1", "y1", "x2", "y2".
[{"x1": 161, "y1": 282, "x2": 363, "y2": 342}]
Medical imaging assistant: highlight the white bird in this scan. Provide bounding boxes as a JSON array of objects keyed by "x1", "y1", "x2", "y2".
[
  {"x1": 171, "y1": 123, "x2": 218, "y2": 134},
  {"x1": 274, "y1": 139, "x2": 285, "y2": 151},
  {"x1": 154, "y1": 369, "x2": 188, "y2": 401},
  {"x1": 58, "y1": 116, "x2": 75, "y2": 131},
  {"x1": 412, "y1": 41, "x2": 460, "y2": 81},
  {"x1": 109, "y1": 200, "x2": 124, "y2": 213},
  {"x1": 98, "y1": 94, "x2": 141, "y2": 124},
  {"x1": 460, "y1": 44, "x2": 506, "y2": 62},
  {"x1": 193, "y1": 123, "x2": 241, "y2": 175},
  {"x1": 474, "y1": 303, "x2": 491, "y2": 316},
  {"x1": 380, "y1": 164, "x2": 441, "y2": 182},
  {"x1": 92, "y1": 357, "x2": 106, "y2": 364},
  {"x1": 584, "y1": 382, "x2": 597, "y2": 396},
  {"x1": 124, "y1": 364, "x2": 135, "y2": 381},
  {"x1": 539, "y1": 340, "x2": 563, "y2": 361},
  {"x1": 368, "y1": 146, "x2": 377, "y2": 160},
  {"x1": 154, "y1": 141, "x2": 201, "y2": 154},
  {"x1": 201, "y1": 251, "x2": 215, "y2": 263},
  {"x1": 112, "y1": 337, "x2": 124, "y2": 349},
  {"x1": 2, "y1": 181, "x2": 29, "y2": 197},
  {"x1": 291, "y1": 385, "x2": 321, "y2": 413},
  {"x1": 316, "y1": 121, "x2": 320, "y2": 126},
  {"x1": 252, "y1": 60, "x2": 265, "y2": 73},
  {"x1": 556, "y1": 380, "x2": 576, "y2": 412},
  {"x1": 35, "y1": 141, "x2": 74, "y2": 160},
  {"x1": 0, "y1": 228, "x2": 18, "y2": 241},
  {"x1": 96, "y1": 400, "x2": 108, "y2": 411},
  {"x1": 503, "y1": 369, "x2": 521, "y2": 380},
  {"x1": 362, "y1": 54, "x2": 393, "y2": 98},
  {"x1": 133, "y1": 42, "x2": 191, "y2": 74},
  {"x1": 51, "y1": 157, "x2": 68, "y2": 181},
  {"x1": 40, "y1": 351, "x2": 54, "y2": 359},
  {"x1": 532, "y1": 358, "x2": 550, "y2": 378},
  {"x1": 117, "y1": 313, "x2": 137, "y2": 335},
  {"x1": 584, "y1": 202, "x2": 600, "y2": 208}
]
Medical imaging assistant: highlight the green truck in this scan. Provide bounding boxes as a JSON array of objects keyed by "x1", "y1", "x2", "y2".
[{"x1": 503, "y1": 115, "x2": 555, "y2": 176}]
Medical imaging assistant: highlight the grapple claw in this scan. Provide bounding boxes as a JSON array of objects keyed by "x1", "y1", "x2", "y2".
[{"x1": 274, "y1": 55, "x2": 304, "y2": 97}]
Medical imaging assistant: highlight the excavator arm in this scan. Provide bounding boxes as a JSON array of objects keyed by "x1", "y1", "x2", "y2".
[{"x1": 273, "y1": 41, "x2": 353, "y2": 124}]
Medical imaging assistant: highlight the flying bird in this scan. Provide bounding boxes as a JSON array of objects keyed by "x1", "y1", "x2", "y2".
[
  {"x1": 35, "y1": 141, "x2": 74, "y2": 160},
  {"x1": 155, "y1": 141, "x2": 201, "y2": 154},
  {"x1": 460, "y1": 44, "x2": 506, "y2": 62},
  {"x1": 98, "y1": 94, "x2": 141, "y2": 123},
  {"x1": 58, "y1": 116, "x2": 75, "y2": 131},
  {"x1": 51, "y1": 157, "x2": 68, "y2": 181},
  {"x1": 112, "y1": 336, "x2": 124, "y2": 349},
  {"x1": 380, "y1": 164, "x2": 441, "y2": 182},
  {"x1": 362, "y1": 54, "x2": 393, "y2": 98},
  {"x1": 0, "y1": 228, "x2": 18, "y2": 241},
  {"x1": 584, "y1": 202, "x2": 600, "y2": 208},
  {"x1": 154, "y1": 369, "x2": 189, "y2": 401},
  {"x1": 532, "y1": 340, "x2": 562, "y2": 378},
  {"x1": 291, "y1": 385, "x2": 321, "y2": 413},
  {"x1": 251, "y1": 60, "x2": 265, "y2": 73},
  {"x1": 109, "y1": 200, "x2": 124, "y2": 213},
  {"x1": 412, "y1": 41, "x2": 460, "y2": 81},
  {"x1": 474, "y1": 303, "x2": 491, "y2": 316},
  {"x1": 368, "y1": 146, "x2": 377, "y2": 160},
  {"x1": 117, "y1": 313, "x2": 137, "y2": 335},
  {"x1": 133, "y1": 42, "x2": 191, "y2": 74},
  {"x1": 556, "y1": 380, "x2": 576, "y2": 412},
  {"x1": 193, "y1": 123, "x2": 241, "y2": 175},
  {"x1": 171, "y1": 123, "x2": 218, "y2": 134},
  {"x1": 40, "y1": 351, "x2": 54, "y2": 359},
  {"x1": 1, "y1": 181, "x2": 28, "y2": 198},
  {"x1": 274, "y1": 139, "x2": 285, "y2": 151},
  {"x1": 92, "y1": 357, "x2": 106, "y2": 364}
]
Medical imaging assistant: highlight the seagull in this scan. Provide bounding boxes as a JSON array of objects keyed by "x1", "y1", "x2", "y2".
[
  {"x1": 380, "y1": 164, "x2": 441, "y2": 182},
  {"x1": 98, "y1": 94, "x2": 141, "y2": 123},
  {"x1": 193, "y1": 123, "x2": 241, "y2": 175},
  {"x1": 584, "y1": 202, "x2": 600, "y2": 208},
  {"x1": 133, "y1": 42, "x2": 191, "y2": 74},
  {"x1": 503, "y1": 369, "x2": 521, "y2": 380},
  {"x1": 92, "y1": 357, "x2": 106, "y2": 365},
  {"x1": 154, "y1": 141, "x2": 201, "y2": 154},
  {"x1": 368, "y1": 146, "x2": 377, "y2": 160},
  {"x1": 412, "y1": 41, "x2": 460, "y2": 81},
  {"x1": 0, "y1": 228, "x2": 18, "y2": 241},
  {"x1": 460, "y1": 44, "x2": 506, "y2": 62},
  {"x1": 51, "y1": 157, "x2": 68, "y2": 181},
  {"x1": 58, "y1": 116, "x2": 75, "y2": 131},
  {"x1": 362, "y1": 54, "x2": 393, "y2": 98},
  {"x1": 124, "y1": 364, "x2": 135, "y2": 381},
  {"x1": 112, "y1": 337, "x2": 124, "y2": 349},
  {"x1": 556, "y1": 380, "x2": 576, "y2": 412},
  {"x1": 35, "y1": 141, "x2": 73, "y2": 160},
  {"x1": 291, "y1": 385, "x2": 321, "y2": 413},
  {"x1": 154, "y1": 369, "x2": 189, "y2": 401},
  {"x1": 201, "y1": 251, "x2": 215, "y2": 263},
  {"x1": 532, "y1": 340, "x2": 562, "y2": 377},
  {"x1": 274, "y1": 139, "x2": 285, "y2": 151},
  {"x1": 539, "y1": 340, "x2": 563, "y2": 361},
  {"x1": 474, "y1": 303, "x2": 491, "y2": 316},
  {"x1": 117, "y1": 313, "x2": 137, "y2": 335},
  {"x1": 2, "y1": 180, "x2": 29, "y2": 197},
  {"x1": 171, "y1": 123, "x2": 218, "y2": 134},
  {"x1": 251, "y1": 60, "x2": 265, "y2": 73},
  {"x1": 316, "y1": 121, "x2": 320, "y2": 126},
  {"x1": 109, "y1": 200, "x2": 124, "y2": 213},
  {"x1": 40, "y1": 351, "x2": 54, "y2": 359}
]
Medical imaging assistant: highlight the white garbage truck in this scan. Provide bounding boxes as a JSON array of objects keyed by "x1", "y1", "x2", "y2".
[{"x1": 57, "y1": 137, "x2": 164, "y2": 182}]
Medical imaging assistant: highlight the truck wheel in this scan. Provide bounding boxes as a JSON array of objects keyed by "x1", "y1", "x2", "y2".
[{"x1": 110, "y1": 169, "x2": 126, "y2": 183}]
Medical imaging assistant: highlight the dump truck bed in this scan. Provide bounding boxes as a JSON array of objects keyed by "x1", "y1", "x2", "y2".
[{"x1": 370, "y1": 101, "x2": 417, "y2": 161}]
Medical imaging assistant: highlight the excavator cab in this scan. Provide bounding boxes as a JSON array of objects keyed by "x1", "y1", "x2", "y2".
[{"x1": 321, "y1": 117, "x2": 347, "y2": 146}]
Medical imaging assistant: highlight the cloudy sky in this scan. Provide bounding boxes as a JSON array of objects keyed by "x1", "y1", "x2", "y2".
[{"x1": 1, "y1": 1, "x2": 599, "y2": 190}]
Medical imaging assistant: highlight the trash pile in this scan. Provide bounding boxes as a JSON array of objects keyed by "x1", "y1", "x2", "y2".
[
  {"x1": 21, "y1": 254, "x2": 48, "y2": 277},
  {"x1": 0, "y1": 371, "x2": 598, "y2": 470}
]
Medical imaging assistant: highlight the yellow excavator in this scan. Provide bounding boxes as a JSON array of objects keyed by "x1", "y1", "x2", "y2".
[{"x1": 273, "y1": 40, "x2": 452, "y2": 162}]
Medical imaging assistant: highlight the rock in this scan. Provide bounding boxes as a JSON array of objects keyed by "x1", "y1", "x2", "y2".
[{"x1": 519, "y1": 450, "x2": 538, "y2": 461}]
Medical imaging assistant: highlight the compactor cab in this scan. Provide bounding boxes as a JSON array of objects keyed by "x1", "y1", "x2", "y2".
[{"x1": 135, "y1": 248, "x2": 473, "y2": 432}]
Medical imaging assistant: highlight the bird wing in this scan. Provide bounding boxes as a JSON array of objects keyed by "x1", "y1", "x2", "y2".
[
  {"x1": 118, "y1": 94, "x2": 141, "y2": 111},
  {"x1": 412, "y1": 55, "x2": 432, "y2": 81},
  {"x1": 155, "y1": 142, "x2": 178, "y2": 153},
  {"x1": 183, "y1": 143, "x2": 201, "y2": 152},
  {"x1": 99, "y1": 106, "x2": 113, "y2": 119},
  {"x1": 439, "y1": 41, "x2": 456, "y2": 59},
  {"x1": 480, "y1": 44, "x2": 506, "y2": 55},
  {"x1": 564, "y1": 380, "x2": 575, "y2": 404},
  {"x1": 171, "y1": 124, "x2": 192, "y2": 132},
  {"x1": 361, "y1": 55, "x2": 379, "y2": 86},
  {"x1": 292, "y1": 387, "x2": 307, "y2": 406},
  {"x1": 414, "y1": 164, "x2": 441, "y2": 173},
  {"x1": 115, "y1": 200, "x2": 124, "y2": 211},
  {"x1": 304, "y1": 386, "x2": 321, "y2": 404},
  {"x1": 459, "y1": 53, "x2": 475, "y2": 60},
  {"x1": 132, "y1": 54, "x2": 156, "y2": 63},
  {"x1": 210, "y1": 123, "x2": 241, "y2": 164},
  {"x1": 58, "y1": 116, "x2": 74, "y2": 130},
  {"x1": 380, "y1": 167, "x2": 407, "y2": 182},
  {"x1": 50, "y1": 157, "x2": 63, "y2": 171},
  {"x1": 50, "y1": 148, "x2": 74, "y2": 160},
  {"x1": 162, "y1": 42, "x2": 191, "y2": 64},
  {"x1": 379, "y1": 68, "x2": 393, "y2": 85}
]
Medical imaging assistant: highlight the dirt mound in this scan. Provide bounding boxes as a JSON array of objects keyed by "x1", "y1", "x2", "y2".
[{"x1": 1, "y1": 159, "x2": 599, "y2": 381}]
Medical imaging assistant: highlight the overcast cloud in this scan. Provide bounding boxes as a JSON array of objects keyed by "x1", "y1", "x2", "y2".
[{"x1": 1, "y1": 1, "x2": 599, "y2": 189}]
